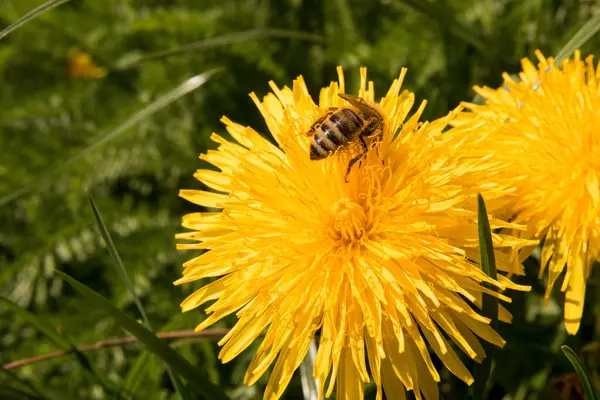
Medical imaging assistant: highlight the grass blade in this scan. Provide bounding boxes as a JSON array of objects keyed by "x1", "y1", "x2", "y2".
[
  {"x1": 0, "y1": 0, "x2": 74, "y2": 41},
  {"x1": 395, "y1": 0, "x2": 486, "y2": 54},
  {"x1": 561, "y1": 345, "x2": 598, "y2": 400},
  {"x1": 555, "y1": 12, "x2": 600, "y2": 64},
  {"x1": 88, "y1": 194, "x2": 188, "y2": 399},
  {"x1": 0, "y1": 68, "x2": 222, "y2": 208},
  {"x1": 0, "y1": 296, "x2": 119, "y2": 396},
  {"x1": 0, "y1": 297, "x2": 69, "y2": 348},
  {"x1": 1, "y1": 368, "x2": 59, "y2": 400},
  {"x1": 89, "y1": 196, "x2": 187, "y2": 399},
  {"x1": 117, "y1": 29, "x2": 322, "y2": 69},
  {"x1": 120, "y1": 351, "x2": 152, "y2": 396},
  {"x1": 476, "y1": 194, "x2": 499, "y2": 323},
  {"x1": 55, "y1": 270, "x2": 227, "y2": 400},
  {"x1": 0, "y1": 385, "x2": 48, "y2": 400},
  {"x1": 120, "y1": 313, "x2": 217, "y2": 398},
  {"x1": 88, "y1": 194, "x2": 152, "y2": 328},
  {"x1": 299, "y1": 341, "x2": 319, "y2": 400},
  {"x1": 121, "y1": 315, "x2": 182, "y2": 397},
  {"x1": 472, "y1": 193, "x2": 499, "y2": 400}
]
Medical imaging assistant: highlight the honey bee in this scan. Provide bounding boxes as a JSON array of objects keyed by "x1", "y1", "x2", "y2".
[{"x1": 308, "y1": 93, "x2": 384, "y2": 181}]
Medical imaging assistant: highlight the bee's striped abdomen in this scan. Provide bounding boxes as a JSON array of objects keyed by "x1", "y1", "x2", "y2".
[
  {"x1": 309, "y1": 108, "x2": 362, "y2": 160},
  {"x1": 328, "y1": 109, "x2": 362, "y2": 140}
]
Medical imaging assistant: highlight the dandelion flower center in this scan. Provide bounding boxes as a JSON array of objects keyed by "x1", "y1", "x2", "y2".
[
  {"x1": 177, "y1": 66, "x2": 532, "y2": 399},
  {"x1": 328, "y1": 197, "x2": 369, "y2": 243}
]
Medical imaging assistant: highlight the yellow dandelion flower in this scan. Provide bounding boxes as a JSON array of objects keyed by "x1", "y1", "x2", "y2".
[
  {"x1": 455, "y1": 50, "x2": 600, "y2": 334},
  {"x1": 67, "y1": 49, "x2": 107, "y2": 80},
  {"x1": 177, "y1": 67, "x2": 530, "y2": 399}
]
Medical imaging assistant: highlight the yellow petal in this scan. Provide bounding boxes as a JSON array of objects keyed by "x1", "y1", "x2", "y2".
[
  {"x1": 565, "y1": 256, "x2": 586, "y2": 334},
  {"x1": 179, "y1": 189, "x2": 229, "y2": 208}
]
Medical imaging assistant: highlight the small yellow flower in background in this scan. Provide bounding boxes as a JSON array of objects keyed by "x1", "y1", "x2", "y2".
[
  {"x1": 455, "y1": 50, "x2": 600, "y2": 334},
  {"x1": 177, "y1": 67, "x2": 531, "y2": 399},
  {"x1": 67, "y1": 49, "x2": 107, "y2": 80}
]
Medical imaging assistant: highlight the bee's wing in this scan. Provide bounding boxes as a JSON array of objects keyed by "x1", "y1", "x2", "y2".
[{"x1": 338, "y1": 93, "x2": 380, "y2": 117}]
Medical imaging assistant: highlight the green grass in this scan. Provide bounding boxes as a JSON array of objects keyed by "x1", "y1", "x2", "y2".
[{"x1": 1, "y1": 1, "x2": 600, "y2": 399}]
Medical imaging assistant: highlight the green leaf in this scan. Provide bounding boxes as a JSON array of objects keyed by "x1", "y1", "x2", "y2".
[
  {"x1": 120, "y1": 351, "x2": 152, "y2": 397},
  {"x1": 472, "y1": 193, "x2": 499, "y2": 400},
  {"x1": 0, "y1": 297, "x2": 70, "y2": 348},
  {"x1": 0, "y1": 68, "x2": 222, "y2": 208},
  {"x1": 476, "y1": 194, "x2": 499, "y2": 324},
  {"x1": 0, "y1": 369, "x2": 58, "y2": 400},
  {"x1": 0, "y1": 0, "x2": 74, "y2": 41},
  {"x1": 88, "y1": 194, "x2": 188, "y2": 399},
  {"x1": 555, "y1": 12, "x2": 600, "y2": 64},
  {"x1": 121, "y1": 314, "x2": 215, "y2": 398},
  {"x1": 0, "y1": 385, "x2": 47, "y2": 400},
  {"x1": 116, "y1": 29, "x2": 322, "y2": 69},
  {"x1": 0, "y1": 296, "x2": 119, "y2": 396},
  {"x1": 55, "y1": 271, "x2": 227, "y2": 400},
  {"x1": 561, "y1": 345, "x2": 598, "y2": 400},
  {"x1": 88, "y1": 194, "x2": 152, "y2": 328}
]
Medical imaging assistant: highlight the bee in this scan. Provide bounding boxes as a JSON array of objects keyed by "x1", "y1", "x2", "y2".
[{"x1": 308, "y1": 93, "x2": 384, "y2": 181}]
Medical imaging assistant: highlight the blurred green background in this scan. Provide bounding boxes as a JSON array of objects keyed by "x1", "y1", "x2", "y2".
[{"x1": 1, "y1": 0, "x2": 600, "y2": 399}]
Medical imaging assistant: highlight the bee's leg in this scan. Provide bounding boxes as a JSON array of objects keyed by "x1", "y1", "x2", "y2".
[
  {"x1": 376, "y1": 128, "x2": 384, "y2": 163},
  {"x1": 344, "y1": 134, "x2": 369, "y2": 182},
  {"x1": 369, "y1": 129, "x2": 383, "y2": 158},
  {"x1": 363, "y1": 119, "x2": 384, "y2": 159}
]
